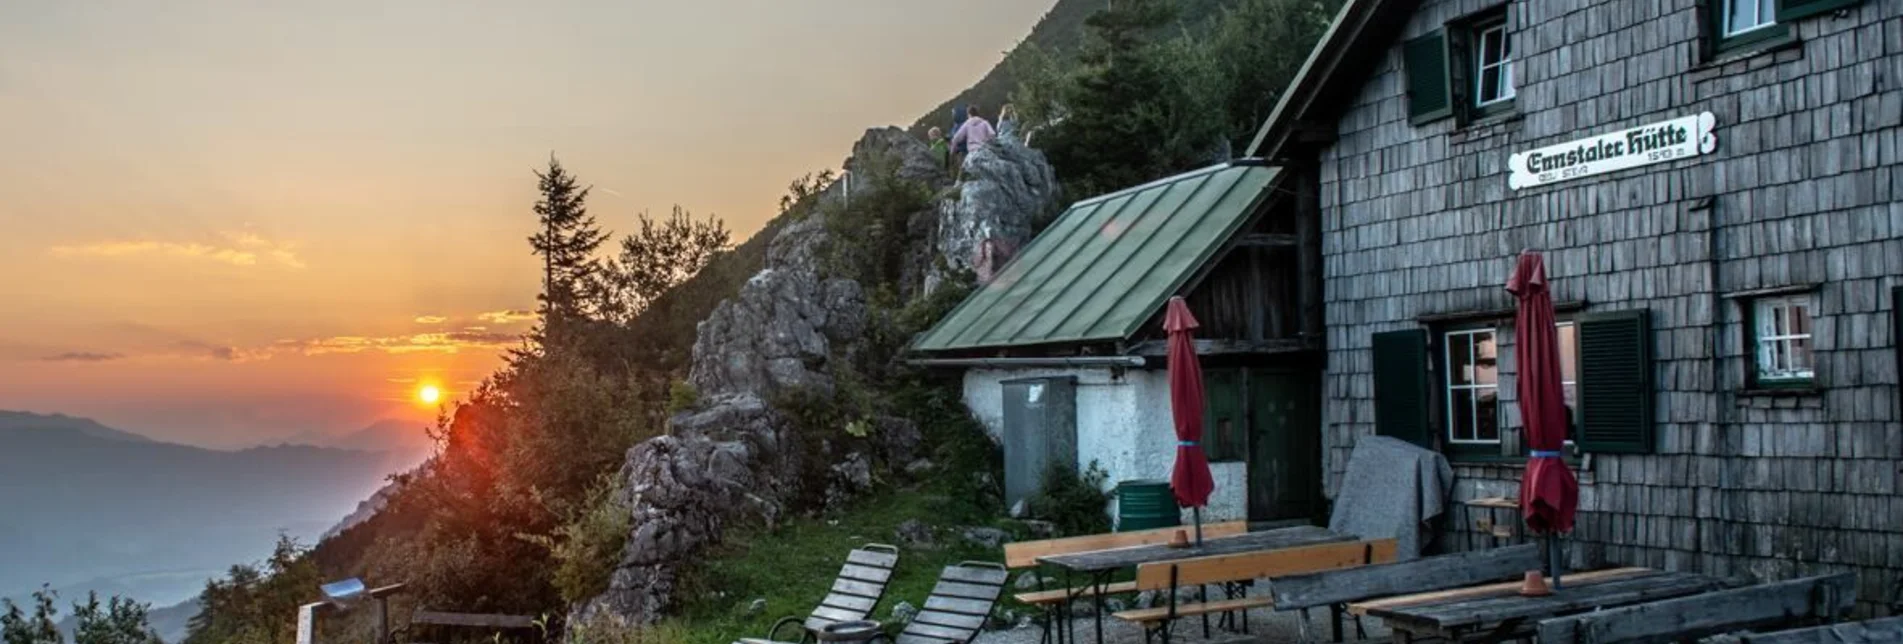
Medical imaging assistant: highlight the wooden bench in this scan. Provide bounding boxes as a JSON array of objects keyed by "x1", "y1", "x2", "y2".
[
  {"x1": 405, "y1": 610, "x2": 538, "y2": 643},
  {"x1": 1112, "y1": 538, "x2": 1398, "y2": 643},
  {"x1": 1535, "y1": 573, "x2": 1856, "y2": 644},
  {"x1": 1001, "y1": 521, "x2": 1247, "y2": 632},
  {"x1": 1268, "y1": 544, "x2": 1542, "y2": 643}
]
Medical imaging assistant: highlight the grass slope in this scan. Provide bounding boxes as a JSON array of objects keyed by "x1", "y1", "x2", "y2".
[{"x1": 665, "y1": 482, "x2": 1007, "y2": 644}]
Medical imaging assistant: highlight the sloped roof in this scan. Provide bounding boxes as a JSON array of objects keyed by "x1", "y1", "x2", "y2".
[{"x1": 912, "y1": 162, "x2": 1282, "y2": 353}]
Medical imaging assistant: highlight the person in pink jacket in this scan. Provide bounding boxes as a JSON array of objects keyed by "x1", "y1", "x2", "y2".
[{"x1": 950, "y1": 104, "x2": 997, "y2": 153}]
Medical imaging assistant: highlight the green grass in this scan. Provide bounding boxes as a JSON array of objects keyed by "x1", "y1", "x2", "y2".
[{"x1": 662, "y1": 482, "x2": 1015, "y2": 644}]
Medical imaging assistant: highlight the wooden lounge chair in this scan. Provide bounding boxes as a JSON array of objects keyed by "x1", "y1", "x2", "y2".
[
  {"x1": 872, "y1": 561, "x2": 1009, "y2": 644},
  {"x1": 1112, "y1": 538, "x2": 1398, "y2": 644},
  {"x1": 737, "y1": 543, "x2": 900, "y2": 644},
  {"x1": 1269, "y1": 543, "x2": 1543, "y2": 642}
]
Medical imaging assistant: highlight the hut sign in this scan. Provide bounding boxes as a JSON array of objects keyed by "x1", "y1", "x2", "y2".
[{"x1": 1509, "y1": 112, "x2": 1718, "y2": 190}]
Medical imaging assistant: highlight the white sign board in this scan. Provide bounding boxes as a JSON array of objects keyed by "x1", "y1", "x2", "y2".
[{"x1": 1508, "y1": 113, "x2": 1718, "y2": 190}]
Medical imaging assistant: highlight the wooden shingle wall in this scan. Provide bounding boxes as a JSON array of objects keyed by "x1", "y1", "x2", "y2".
[{"x1": 1316, "y1": 0, "x2": 1903, "y2": 612}]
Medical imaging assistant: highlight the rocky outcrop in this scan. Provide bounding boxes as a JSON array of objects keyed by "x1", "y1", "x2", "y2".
[
  {"x1": 927, "y1": 139, "x2": 1062, "y2": 293},
  {"x1": 578, "y1": 126, "x2": 1057, "y2": 626}
]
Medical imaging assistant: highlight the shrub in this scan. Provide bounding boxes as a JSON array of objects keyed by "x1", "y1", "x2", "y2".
[
  {"x1": 666, "y1": 380, "x2": 700, "y2": 414},
  {"x1": 529, "y1": 474, "x2": 632, "y2": 606},
  {"x1": 1027, "y1": 461, "x2": 1112, "y2": 537}
]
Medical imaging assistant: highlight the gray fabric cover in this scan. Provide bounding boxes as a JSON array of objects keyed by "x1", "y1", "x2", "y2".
[{"x1": 1327, "y1": 436, "x2": 1455, "y2": 560}]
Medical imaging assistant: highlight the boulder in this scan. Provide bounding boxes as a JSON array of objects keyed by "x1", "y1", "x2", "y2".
[
  {"x1": 688, "y1": 219, "x2": 868, "y2": 399},
  {"x1": 890, "y1": 600, "x2": 919, "y2": 624},
  {"x1": 745, "y1": 598, "x2": 767, "y2": 617},
  {"x1": 1021, "y1": 519, "x2": 1057, "y2": 538},
  {"x1": 960, "y1": 526, "x2": 1010, "y2": 549},
  {"x1": 894, "y1": 519, "x2": 935, "y2": 549},
  {"x1": 925, "y1": 138, "x2": 1061, "y2": 295}
]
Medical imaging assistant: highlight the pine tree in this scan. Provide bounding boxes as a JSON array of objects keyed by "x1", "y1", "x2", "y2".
[
  {"x1": 1, "y1": 586, "x2": 61, "y2": 644},
  {"x1": 528, "y1": 156, "x2": 609, "y2": 330},
  {"x1": 71, "y1": 593, "x2": 160, "y2": 644}
]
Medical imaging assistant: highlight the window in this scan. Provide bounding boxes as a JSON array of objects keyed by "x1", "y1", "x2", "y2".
[
  {"x1": 1472, "y1": 20, "x2": 1515, "y2": 108},
  {"x1": 1724, "y1": 0, "x2": 1778, "y2": 37},
  {"x1": 1372, "y1": 309, "x2": 1655, "y2": 456},
  {"x1": 1556, "y1": 322, "x2": 1579, "y2": 423},
  {"x1": 1443, "y1": 328, "x2": 1500, "y2": 444},
  {"x1": 1402, "y1": 8, "x2": 1514, "y2": 125},
  {"x1": 1750, "y1": 295, "x2": 1815, "y2": 385}
]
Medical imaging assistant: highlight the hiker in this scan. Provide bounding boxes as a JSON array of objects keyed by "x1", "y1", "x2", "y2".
[
  {"x1": 949, "y1": 104, "x2": 969, "y2": 157},
  {"x1": 927, "y1": 127, "x2": 951, "y2": 170},
  {"x1": 996, "y1": 103, "x2": 1020, "y2": 142},
  {"x1": 950, "y1": 104, "x2": 997, "y2": 155}
]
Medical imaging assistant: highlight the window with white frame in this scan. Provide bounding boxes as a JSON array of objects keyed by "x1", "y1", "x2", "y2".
[
  {"x1": 1444, "y1": 328, "x2": 1500, "y2": 444},
  {"x1": 1752, "y1": 295, "x2": 1815, "y2": 384},
  {"x1": 1723, "y1": 0, "x2": 1777, "y2": 37},
  {"x1": 1474, "y1": 21, "x2": 1515, "y2": 107},
  {"x1": 1556, "y1": 322, "x2": 1579, "y2": 421}
]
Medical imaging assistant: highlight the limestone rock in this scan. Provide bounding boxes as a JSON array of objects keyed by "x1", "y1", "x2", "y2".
[
  {"x1": 926, "y1": 138, "x2": 1061, "y2": 294},
  {"x1": 1014, "y1": 572, "x2": 1042, "y2": 591},
  {"x1": 745, "y1": 598, "x2": 767, "y2": 617},
  {"x1": 960, "y1": 526, "x2": 1010, "y2": 549},
  {"x1": 825, "y1": 452, "x2": 873, "y2": 511},
  {"x1": 894, "y1": 519, "x2": 935, "y2": 549},
  {"x1": 1022, "y1": 519, "x2": 1057, "y2": 538},
  {"x1": 890, "y1": 600, "x2": 919, "y2": 624},
  {"x1": 903, "y1": 458, "x2": 936, "y2": 475}
]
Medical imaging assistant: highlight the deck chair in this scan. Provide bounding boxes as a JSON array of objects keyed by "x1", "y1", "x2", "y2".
[
  {"x1": 738, "y1": 543, "x2": 900, "y2": 644},
  {"x1": 873, "y1": 561, "x2": 1009, "y2": 644}
]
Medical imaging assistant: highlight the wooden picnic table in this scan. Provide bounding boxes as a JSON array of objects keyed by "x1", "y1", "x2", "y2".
[
  {"x1": 1356, "y1": 568, "x2": 1724, "y2": 643},
  {"x1": 1036, "y1": 525, "x2": 1357, "y2": 644}
]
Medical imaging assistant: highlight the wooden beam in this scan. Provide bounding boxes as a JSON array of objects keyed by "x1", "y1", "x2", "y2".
[
  {"x1": 1125, "y1": 338, "x2": 1315, "y2": 358},
  {"x1": 1234, "y1": 233, "x2": 1299, "y2": 247},
  {"x1": 1535, "y1": 573, "x2": 1857, "y2": 644},
  {"x1": 1270, "y1": 544, "x2": 1542, "y2": 611},
  {"x1": 1734, "y1": 615, "x2": 1903, "y2": 643},
  {"x1": 409, "y1": 611, "x2": 537, "y2": 629},
  {"x1": 1348, "y1": 567, "x2": 1653, "y2": 616},
  {"x1": 1414, "y1": 300, "x2": 1590, "y2": 324}
]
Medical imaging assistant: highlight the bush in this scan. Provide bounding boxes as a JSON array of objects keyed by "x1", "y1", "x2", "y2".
[
  {"x1": 1027, "y1": 461, "x2": 1112, "y2": 537},
  {"x1": 667, "y1": 380, "x2": 700, "y2": 414},
  {"x1": 534, "y1": 474, "x2": 632, "y2": 605}
]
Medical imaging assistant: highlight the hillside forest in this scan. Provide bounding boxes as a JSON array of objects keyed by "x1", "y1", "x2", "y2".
[{"x1": 22, "y1": 1, "x2": 1344, "y2": 643}]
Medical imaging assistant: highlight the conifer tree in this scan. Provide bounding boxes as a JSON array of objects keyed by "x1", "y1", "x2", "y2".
[
  {"x1": 528, "y1": 156, "x2": 609, "y2": 329},
  {"x1": 1, "y1": 586, "x2": 61, "y2": 644}
]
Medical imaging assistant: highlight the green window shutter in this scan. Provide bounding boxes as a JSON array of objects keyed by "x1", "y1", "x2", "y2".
[
  {"x1": 1575, "y1": 309, "x2": 1654, "y2": 454},
  {"x1": 1778, "y1": 0, "x2": 1861, "y2": 22},
  {"x1": 1372, "y1": 329, "x2": 1432, "y2": 447},
  {"x1": 1403, "y1": 30, "x2": 1454, "y2": 125}
]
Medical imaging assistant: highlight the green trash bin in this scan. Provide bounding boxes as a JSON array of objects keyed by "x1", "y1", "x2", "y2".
[{"x1": 1115, "y1": 479, "x2": 1181, "y2": 532}]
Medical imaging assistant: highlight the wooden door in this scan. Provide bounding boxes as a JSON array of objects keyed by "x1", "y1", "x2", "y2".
[{"x1": 1246, "y1": 369, "x2": 1324, "y2": 521}]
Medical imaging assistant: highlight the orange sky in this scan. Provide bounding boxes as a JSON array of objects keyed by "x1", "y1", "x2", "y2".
[{"x1": 0, "y1": 0, "x2": 1055, "y2": 448}]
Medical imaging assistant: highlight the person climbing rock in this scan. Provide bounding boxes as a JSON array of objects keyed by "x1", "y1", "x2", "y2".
[
  {"x1": 949, "y1": 104, "x2": 969, "y2": 157},
  {"x1": 996, "y1": 103, "x2": 1020, "y2": 142},
  {"x1": 950, "y1": 104, "x2": 997, "y2": 154},
  {"x1": 927, "y1": 127, "x2": 951, "y2": 170}
]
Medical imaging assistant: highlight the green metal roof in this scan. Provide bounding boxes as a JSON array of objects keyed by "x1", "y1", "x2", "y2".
[{"x1": 912, "y1": 162, "x2": 1281, "y2": 353}]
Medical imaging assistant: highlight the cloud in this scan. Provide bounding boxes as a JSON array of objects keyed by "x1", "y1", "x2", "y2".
[
  {"x1": 276, "y1": 330, "x2": 522, "y2": 356},
  {"x1": 175, "y1": 341, "x2": 268, "y2": 363},
  {"x1": 414, "y1": 315, "x2": 449, "y2": 324},
  {"x1": 47, "y1": 232, "x2": 304, "y2": 269},
  {"x1": 40, "y1": 351, "x2": 125, "y2": 362},
  {"x1": 476, "y1": 309, "x2": 538, "y2": 325}
]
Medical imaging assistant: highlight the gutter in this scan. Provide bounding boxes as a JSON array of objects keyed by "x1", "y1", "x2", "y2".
[{"x1": 904, "y1": 356, "x2": 1146, "y2": 369}]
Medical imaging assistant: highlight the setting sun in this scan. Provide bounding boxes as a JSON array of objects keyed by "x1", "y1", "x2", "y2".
[{"x1": 417, "y1": 384, "x2": 442, "y2": 405}]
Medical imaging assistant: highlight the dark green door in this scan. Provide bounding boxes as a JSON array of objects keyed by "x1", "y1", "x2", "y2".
[{"x1": 1246, "y1": 369, "x2": 1323, "y2": 521}]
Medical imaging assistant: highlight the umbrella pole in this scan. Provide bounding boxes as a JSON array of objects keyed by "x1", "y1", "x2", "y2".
[
  {"x1": 1546, "y1": 533, "x2": 1563, "y2": 590},
  {"x1": 1193, "y1": 507, "x2": 1203, "y2": 545}
]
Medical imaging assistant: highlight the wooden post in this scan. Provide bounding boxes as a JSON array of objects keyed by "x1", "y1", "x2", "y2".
[{"x1": 1295, "y1": 163, "x2": 1323, "y2": 342}]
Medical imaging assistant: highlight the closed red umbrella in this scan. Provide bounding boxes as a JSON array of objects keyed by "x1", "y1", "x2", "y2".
[
  {"x1": 1165, "y1": 296, "x2": 1215, "y2": 543},
  {"x1": 1507, "y1": 251, "x2": 1578, "y2": 585}
]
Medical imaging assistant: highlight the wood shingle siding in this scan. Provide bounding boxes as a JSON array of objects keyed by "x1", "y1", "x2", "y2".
[{"x1": 1277, "y1": 0, "x2": 1901, "y2": 614}]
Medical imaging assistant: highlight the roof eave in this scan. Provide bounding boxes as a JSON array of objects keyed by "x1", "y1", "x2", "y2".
[{"x1": 1244, "y1": 0, "x2": 1420, "y2": 160}]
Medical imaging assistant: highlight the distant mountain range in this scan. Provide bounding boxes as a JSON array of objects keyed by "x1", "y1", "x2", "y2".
[{"x1": 0, "y1": 411, "x2": 419, "y2": 625}]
